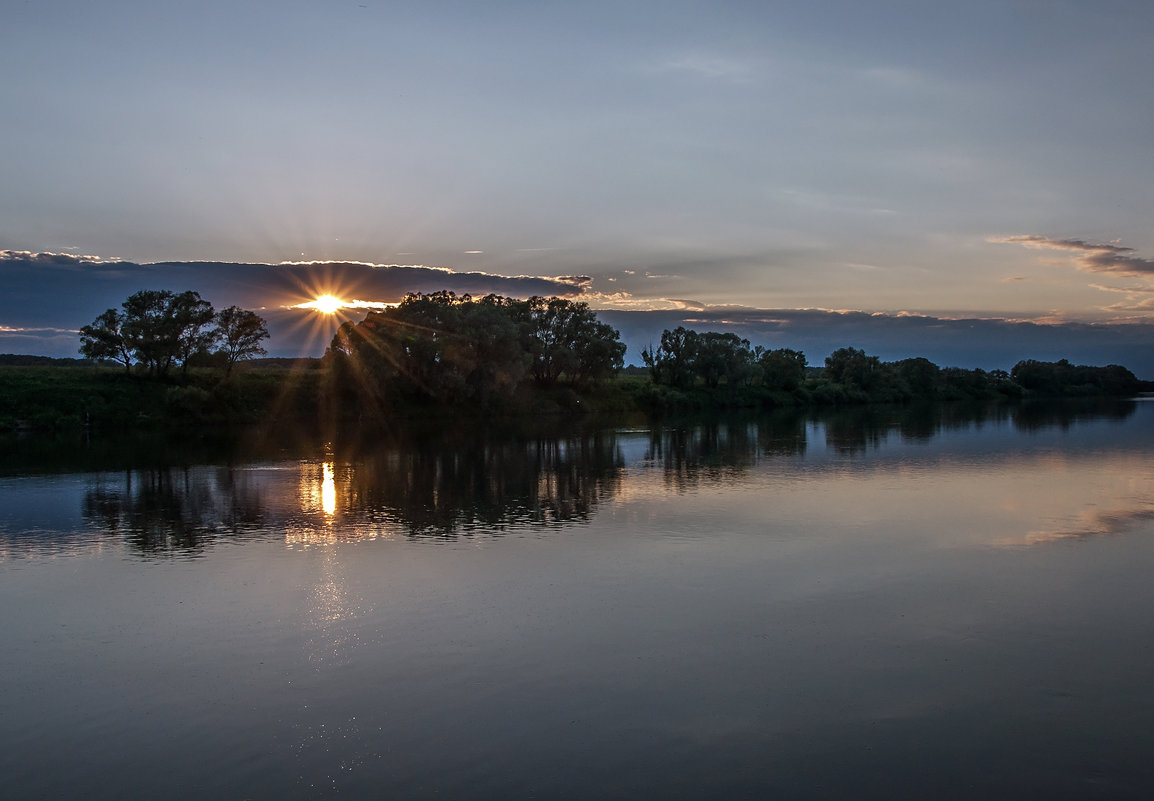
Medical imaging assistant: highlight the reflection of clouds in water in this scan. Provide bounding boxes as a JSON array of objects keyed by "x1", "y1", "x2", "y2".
[
  {"x1": 1025, "y1": 506, "x2": 1154, "y2": 545},
  {"x1": 993, "y1": 452, "x2": 1154, "y2": 547}
]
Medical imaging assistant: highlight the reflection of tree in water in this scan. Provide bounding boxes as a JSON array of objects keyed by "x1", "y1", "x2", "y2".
[
  {"x1": 338, "y1": 430, "x2": 625, "y2": 538},
  {"x1": 1013, "y1": 398, "x2": 1135, "y2": 432},
  {"x1": 63, "y1": 400, "x2": 1142, "y2": 555},
  {"x1": 824, "y1": 403, "x2": 1022, "y2": 453},
  {"x1": 822, "y1": 407, "x2": 891, "y2": 454},
  {"x1": 83, "y1": 466, "x2": 269, "y2": 556},
  {"x1": 647, "y1": 412, "x2": 807, "y2": 492}
]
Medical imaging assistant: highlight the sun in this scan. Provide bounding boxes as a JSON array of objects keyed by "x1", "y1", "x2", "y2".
[{"x1": 312, "y1": 294, "x2": 345, "y2": 314}]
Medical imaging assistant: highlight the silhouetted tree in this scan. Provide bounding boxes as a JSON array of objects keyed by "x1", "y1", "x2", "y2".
[
  {"x1": 324, "y1": 292, "x2": 625, "y2": 408},
  {"x1": 695, "y1": 332, "x2": 755, "y2": 389},
  {"x1": 893, "y1": 357, "x2": 940, "y2": 398},
  {"x1": 824, "y1": 347, "x2": 882, "y2": 391},
  {"x1": 1011, "y1": 359, "x2": 1141, "y2": 396},
  {"x1": 79, "y1": 308, "x2": 134, "y2": 371},
  {"x1": 117, "y1": 289, "x2": 216, "y2": 376},
  {"x1": 215, "y1": 306, "x2": 270, "y2": 375},
  {"x1": 757, "y1": 347, "x2": 807, "y2": 390},
  {"x1": 642, "y1": 327, "x2": 701, "y2": 389}
]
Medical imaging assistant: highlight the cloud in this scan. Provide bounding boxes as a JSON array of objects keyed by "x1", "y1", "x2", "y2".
[
  {"x1": 0, "y1": 251, "x2": 599, "y2": 359},
  {"x1": 996, "y1": 235, "x2": 1154, "y2": 277},
  {"x1": 0, "y1": 325, "x2": 79, "y2": 334},
  {"x1": 651, "y1": 53, "x2": 754, "y2": 82},
  {"x1": 1090, "y1": 283, "x2": 1154, "y2": 295},
  {"x1": 7, "y1": 250, "x2": 1154, "y2": 374},
  {"x1": 0, "y1": 252, "x2": 588, "y2": 314}
]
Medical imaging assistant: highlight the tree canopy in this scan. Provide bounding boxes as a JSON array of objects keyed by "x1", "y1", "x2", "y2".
[
  {"x1": 641, "y1": 325, "x2": 1141, "y2": 408},
  {"x1": 79, "y1": 290, "x2": 269, "y2": 376},
  {"x1": 326, "y1": 292, "x2": 625, "y2": 408}
]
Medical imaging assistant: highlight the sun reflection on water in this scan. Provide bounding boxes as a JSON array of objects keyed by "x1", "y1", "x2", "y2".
[
  {"x1": 287, "y1": 458, "x2": 405, "y2": 546},
  {"x1": 321, "y1": 463, "x2": 336, "y2": 516}
]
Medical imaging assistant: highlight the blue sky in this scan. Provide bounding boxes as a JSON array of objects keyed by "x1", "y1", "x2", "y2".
[{"x1": 3, "y1": 1, "x2": 1154, "y2": 370}]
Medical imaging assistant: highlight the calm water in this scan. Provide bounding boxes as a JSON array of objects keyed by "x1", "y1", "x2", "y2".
[{"x1": 3, "y1": 401, "x2": 1154, "y2": 799}]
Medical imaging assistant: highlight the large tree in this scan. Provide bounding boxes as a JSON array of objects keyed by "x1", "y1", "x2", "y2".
[
  {"x1": 326, "y1": 292, "x2": 625, "y2": 406},
  {"x1": 79, "y1": 289, "x2": 228, "y2": 376},
  {"x1": 520, "y1": 297, "x2": 626, "y2": 389},
  {"x1": 642, "y1": 327, "x2": 701, "y2": 390},
  {"x1": 79, "y1": 308, "x2": 134, "y2": 371},
  {"x1": 215, "y1": 306, "x2": 270, "y2": 375}
]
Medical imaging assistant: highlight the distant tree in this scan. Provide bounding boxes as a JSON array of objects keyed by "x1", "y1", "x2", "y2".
[
  {"x1": 169, "y1": 291, "x2": 218, "y2": 375},
  {"x1": 215, "y1": 306, "x2": 270, "y2": 375},
  {"x1": 1011, "y1": 358, "x2": 1140, "y2": 397},
  {"x1": 642, "y1": 327, "x2": 701, "y2": 389},
  {"x1": 80, "y1": 289, "x2": 221, "y2": 377},
  {"x1": 824, "y1": 347, "x2": 882, "y2": 391},
  {"x1": 893, "y1": 356, "x2": 940, "y2": 398},
  {"x1": 120, "y1": 290, "x2": 176, "y2": 375},
  {"x1": 519, "y1": 297, "x2": 626, "y2": 389},
  {"x1": 695, "y1": 332, "x2": 755, "y2": 389},
  {"x1": 79, "y1": 308, "x2": 134, "y2": 371},
  {"x1": 757, "y1": 347, "x2": 807, "y2": 391},
  {"x1": 324, "y1": 292, "x2": 624, "y2": 407}
]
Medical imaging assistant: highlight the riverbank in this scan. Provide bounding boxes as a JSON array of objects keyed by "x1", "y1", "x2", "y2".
[{"x1": 0, "y1": 359, "x2": 1144, "y2": 434}]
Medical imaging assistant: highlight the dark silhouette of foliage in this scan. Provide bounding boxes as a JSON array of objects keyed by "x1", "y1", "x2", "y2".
[
  {"x1": 79, "y1": 308, "x2": 134, "y2": 372},
  {"x1": 758, "y1": 347, "x2": 808, "y2": 390},
  {"x1": 695, "y1": 332, "x2": 755, "y2": 389},
  {"x1": 824, "y1": 347, "x2": 882, "y2": 392},
  {"x1": 1011, "y1": 359, "x2": 1141, "y2": 397},
  {"x1": 117, "y1": 290, "x2": 216, "y2": 376},
  {"x1": 215, "y1": 306, "x2": 270, "y2": 375},
  {"x1": 642, "y1": 327, "x2": 703, "y2": 390},
  {"x1": 79, "y1": 291, "x2": 269, "y2": 378},
  {"x1": 326, "y1": 292, "x2": 625, "y2": 409},
  {"x1": 638, "y1": 326, "x2": 1141, "y2": 411}
]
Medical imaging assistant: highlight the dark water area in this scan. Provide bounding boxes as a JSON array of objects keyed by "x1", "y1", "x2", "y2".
[{"x1": 3, "y1": 400, "x2": 1154, "y2": 799}]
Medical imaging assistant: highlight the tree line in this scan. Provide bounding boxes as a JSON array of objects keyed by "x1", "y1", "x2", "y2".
[
  {"x1": 63, "y1": 293, "x2": 1144, "y2": 426},
  {"x1": 642, "y1": 326, "x2": 1141, "y2": 406},
  {"x1": 326, "y1": 292, "x2": 626, "y2": 409},
  {"x1": 79, "y1": 290, "x2": 270, "y2": 376}
]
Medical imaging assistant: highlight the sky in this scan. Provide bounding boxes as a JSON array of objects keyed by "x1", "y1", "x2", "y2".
[{"x1": 3, "y1": 0, "x2": 1154, "y2": 371}]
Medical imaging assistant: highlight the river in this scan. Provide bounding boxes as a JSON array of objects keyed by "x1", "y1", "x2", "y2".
[{"x1": 2, "y1": 400, "x2": 1153, "y2": 799}]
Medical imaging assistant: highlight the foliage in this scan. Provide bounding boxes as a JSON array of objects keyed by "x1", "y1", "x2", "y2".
[
  {"x1": 643, "y1": 328, "x2": 804, "y2": 399},
  {"x1": 641, "y1": 327, "x2": 701, "y2": 390},
  {"x1": 79, "y1": 309, "x2": 134, "y2": 371},
  {"x1": 79, "y1": 290, "x2": 269, "y2": 376},
  {"x1": 638, "y1": 326, "x2": 1142, "y2": 412},
  {"x1": 215, "y1": 306, "x2": 270, "y2": 375},
  {"x1": 325, "y1": 292, "x2": 626, "y2": 410},
  {"x1": 824, "y1": 347, "x2": 882, "y2": 392},
  {"x1": 0, "y1": 365, "x2": 325, "y2": 433},
  {"x1": 1011, "y1": 359, "x2": 1141, "y2": 397},
  {"x1": 758, "y1": 347, "x2": 807, "y2": 391}
]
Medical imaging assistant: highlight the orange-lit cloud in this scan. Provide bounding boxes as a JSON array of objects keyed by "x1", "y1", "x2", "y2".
[{"x1": 995, "y1": 235, "x2": 1154, "y2": 277}]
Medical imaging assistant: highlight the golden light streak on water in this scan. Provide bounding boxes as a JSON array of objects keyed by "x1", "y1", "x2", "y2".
[{"x1": 322, "y1": 462, "x2": 336, "y2": 516}]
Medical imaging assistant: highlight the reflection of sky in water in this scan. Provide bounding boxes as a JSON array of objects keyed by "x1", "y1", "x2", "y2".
[
  {"x1": 0, "y1": 403, "x2": 1151, "y2": 558},
  {"x1": 5, "y1": 404, "x2": 1154, "y2": 797}
]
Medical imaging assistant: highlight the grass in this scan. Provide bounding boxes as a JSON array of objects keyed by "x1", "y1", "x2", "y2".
[{"x1": 0, "y1": 365, "x2": 325, "y2": 433}]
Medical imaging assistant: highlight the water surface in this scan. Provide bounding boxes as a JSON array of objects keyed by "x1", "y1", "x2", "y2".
[{"x1": 2, "y1": 401, "x2": 1154, "y2": 799}]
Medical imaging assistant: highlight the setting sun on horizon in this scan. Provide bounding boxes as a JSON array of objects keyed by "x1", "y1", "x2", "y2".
[{"x1": 293, "y1": 294, "x2": 347, "y2": 314}]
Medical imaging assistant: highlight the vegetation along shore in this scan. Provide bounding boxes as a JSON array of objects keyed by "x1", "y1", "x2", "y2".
[{"x1": 0, "y1": 290, "x2": 1145, "y2": 434}]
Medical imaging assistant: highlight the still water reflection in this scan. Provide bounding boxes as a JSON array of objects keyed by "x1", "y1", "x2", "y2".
[{"x1": 2, "y1": 400, "x2": 1154, "y2": 799}]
